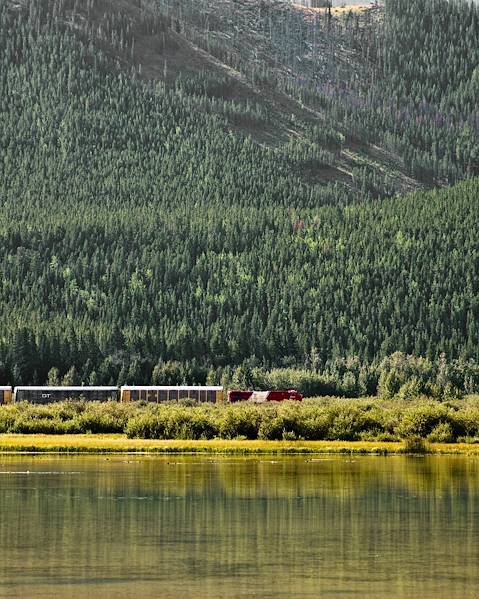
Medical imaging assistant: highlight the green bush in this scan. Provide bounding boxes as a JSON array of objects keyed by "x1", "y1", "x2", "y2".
[
  {"x1": 126, "y1": 406, "x2": 219, "y2": 440},
  {"x1": 324, "y1": 403, "x2": 382, "y2": 441},
  {"x1": 125, "y1": 413, "x2": 169, "y2": 440},
  {"x1": 9, "y1": 416, "x2": 66, "y2": 435},
  {"x1": 394, "y1": 402, "x2": 450, "y2": 438},
  {"x1": 359, "y1": 430, "x2": 398, "y2": 442},
  {"x1": 0, "y1": 406, "x2": 18, "y2": 433},
  {"x1": 217, "y1": 405, "x2": 262, "y2": 439},
  {"x1": 427, "y1": 422, "x2": 455, "y2": 443},
  {"x1": 257, "y1": 406, "x2": 304, "y2": 441},
  {"x1": 74, "y1": 402, "x2": 131, "y2": 434},
  {"x1": 452, "y1": 405, "x2": 479, "y2": 439},
  {"x1": 2, "y1": 397, "x2": 479, "y2": 443}
]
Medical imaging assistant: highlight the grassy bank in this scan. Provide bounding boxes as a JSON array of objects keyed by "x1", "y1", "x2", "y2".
[
  {"x1": 1, "y1": 434, "x2": 479, "y2": 455},
  {"x1": 2, "y1": 398, "x2": 479, "y2": 444}
]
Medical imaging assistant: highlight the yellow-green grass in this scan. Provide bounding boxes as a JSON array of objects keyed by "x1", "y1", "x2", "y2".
[{"x1": 0, "y1": 434, "x2": 479, "y2": 454}]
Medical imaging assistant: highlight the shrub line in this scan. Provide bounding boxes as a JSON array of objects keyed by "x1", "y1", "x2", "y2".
[{"x1": 1, "y1": 398, "x2": 479, "y2": 445}]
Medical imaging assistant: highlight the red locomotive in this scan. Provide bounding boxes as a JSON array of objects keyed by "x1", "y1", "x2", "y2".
[{"x1": 228, "y1": 390, "x2": 303, "y2": 403}]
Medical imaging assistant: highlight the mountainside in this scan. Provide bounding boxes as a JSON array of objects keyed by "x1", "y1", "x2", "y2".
[{"x1": 0, "y1": 0, "x2": 478, "y2": 390}]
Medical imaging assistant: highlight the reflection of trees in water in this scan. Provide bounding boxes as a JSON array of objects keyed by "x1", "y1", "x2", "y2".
[
  {"x1": 88, "y1": 456, "x2": 479, "y2": 501},
  {"x1": 2, "y1": 456, "x2": 478, "y2": 502},
  {"x1": 1, "y1": 456, "x2": 479, "y2": 597}
]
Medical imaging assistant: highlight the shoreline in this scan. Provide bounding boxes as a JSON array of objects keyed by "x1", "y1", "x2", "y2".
[{"x1": 1, "y1": 435, "x2": 479, "y2": 455}]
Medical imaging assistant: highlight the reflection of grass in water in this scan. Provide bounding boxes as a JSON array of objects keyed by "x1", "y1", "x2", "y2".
[
  {"x1": 2, "y1": 436, "x2": 478, "y2": 501},
  {"x1": 400, "y1": 436, "x2": 429, "y2": 454}
]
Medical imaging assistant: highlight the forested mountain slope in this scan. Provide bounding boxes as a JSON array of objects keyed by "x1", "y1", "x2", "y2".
[{"x1": 0, "y1": 0, "x2": 478, "y2": 390}]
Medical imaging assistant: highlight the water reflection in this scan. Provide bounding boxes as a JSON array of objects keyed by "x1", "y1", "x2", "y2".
[{"x1": 0, "y1": 456, "x2": 478, "y2": 598}]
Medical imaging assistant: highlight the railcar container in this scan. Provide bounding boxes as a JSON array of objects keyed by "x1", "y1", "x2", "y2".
[
  {"x1": 228, "y1": 390, "x2": 254, "y2": 403},
  {"x1": 0, "y1": 386, "x2": 13, "y2": 405},
  {"x1": 228, "y1": 390, "x2": 303, "y2": 403},
  {"x1": 13, "y1": 387, "x2": 119, "y2": 404},
  {"x1": 121, "y1": 386, "x2": 224, "y2": 403},
  {"x1": 262, "y1": 390, "x2": 303, "y2": 402}
]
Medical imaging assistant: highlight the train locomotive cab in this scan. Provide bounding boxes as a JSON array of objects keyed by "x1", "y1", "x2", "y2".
[
  {"x1": 228, "y1": 389, "x2": 303, "y2": 403},
  {"x1": 227, "y1": 390, "x2": 254, "y2": 403},
  {"x1": 266, "y1": 390, "x2": 303, "y2": 402}
]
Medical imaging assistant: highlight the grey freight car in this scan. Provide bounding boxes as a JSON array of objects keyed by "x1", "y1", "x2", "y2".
[{"x1": 14, "y1": 386, "x2": 118, "y2": 404}]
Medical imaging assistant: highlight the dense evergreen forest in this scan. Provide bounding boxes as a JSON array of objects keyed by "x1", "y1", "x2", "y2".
[
  {"x1": 0, "y1": 0, "x2": 477, "y2": 395},
  {"x1": 151, "y1": 0, "x2": 479, "y2": 183}
]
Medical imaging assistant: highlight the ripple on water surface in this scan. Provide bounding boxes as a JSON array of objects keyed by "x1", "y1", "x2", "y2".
[{"x1": 0, "y1": 455, "x2": 478, "y2": 599}]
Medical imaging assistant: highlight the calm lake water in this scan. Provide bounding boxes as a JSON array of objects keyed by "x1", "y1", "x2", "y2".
[{"x1": 0, "y1": 455, "x2": 478, "y2": 598}]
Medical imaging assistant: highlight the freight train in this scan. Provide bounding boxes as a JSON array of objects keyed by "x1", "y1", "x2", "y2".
[
  {"x1": 0, "y1": 386, "x2": 223, "y2": 405},
  {"x1": 0, "y1": 385, "x2": 303, "y2": 405}
]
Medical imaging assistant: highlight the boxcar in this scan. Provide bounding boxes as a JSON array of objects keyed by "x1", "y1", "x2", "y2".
[
  {"x1": 13, "y1": 386, "x2": 119, "y2": 404},
  {"x1": 121, "y1": 386, "x2": 224, "y2": 404},
  {"x1": 0, "y1": 386, "x2": 13, "y2": 405}
]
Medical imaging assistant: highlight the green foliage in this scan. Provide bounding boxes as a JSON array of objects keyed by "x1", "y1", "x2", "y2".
[
  {"x1": 126, "y1": 405, "x2": 219, "y2": 440},
  {"x1": 0, "y1": 0, "x2": 477, "y2": 384},
  {"x1": 427, "y1": 422, "x2": 455, "y2": 444},
  {"x1": 154, "y1": 0, "x2": 479, "y2": 183},
  {"x1": 257, "y1": 404, "x2": 307, "y2": 441},
  {"x1": 3, "y1": 397, "x2": 479, "y2": 444},
  {"x1": 394, "y1": 402, "x2": 450, "y2": 438},
  {"x1": 0, "y1": 401, "x2": 132, "y2": 434},
  {"x1": 217, "y1": 405, "x2": 262, "y2": 439},
  {"x1": 373, "y1": 0, "x2": 479, "y2": 181}
]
